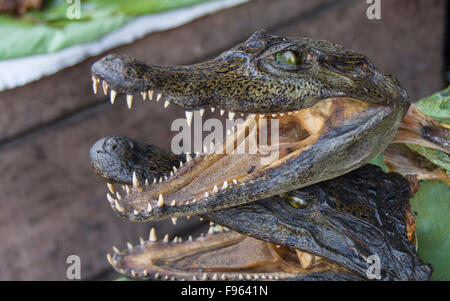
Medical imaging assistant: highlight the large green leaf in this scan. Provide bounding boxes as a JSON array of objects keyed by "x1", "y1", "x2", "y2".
[
  {"x1": 0, "y1": 0, "x2": 209, "y2": 60},
  {"x1": 415, "y1": 86, "x2": 450, "y2": 124},
  {"x1": 410, "y1": 180, "x2": 450, "y2": 280}
]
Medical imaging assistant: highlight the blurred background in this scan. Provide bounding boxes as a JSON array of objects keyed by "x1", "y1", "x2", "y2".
[{"x1": 0, "y1": 0, "x2": 447, "y2": 280}]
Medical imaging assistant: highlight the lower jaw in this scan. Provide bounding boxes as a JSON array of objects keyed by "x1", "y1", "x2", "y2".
[{"x1": 107, "y1": 227, "x2": 349, "y2": 281}]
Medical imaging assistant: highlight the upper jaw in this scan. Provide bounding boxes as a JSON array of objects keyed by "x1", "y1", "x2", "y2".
[
  {"x1": 91, "y1": 31, "x2": 409, "y2": 115},
  {"x1": 97, "y1": 98, "x2": 408, "y2": 222}
]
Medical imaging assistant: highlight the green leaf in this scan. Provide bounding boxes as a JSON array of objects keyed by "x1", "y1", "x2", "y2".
[
  {"x1": 0, "y1": 0, "x2": 209, "y2": 60},
  {"x1": 406, "y1": 144, "x2": 450, "y2": 174},
  {"x1": 415, "y1": 86, "x2": 450, "y2": 124},
  {"x1": 410, "y1": 180, "x2": 450, "y2": 280}
]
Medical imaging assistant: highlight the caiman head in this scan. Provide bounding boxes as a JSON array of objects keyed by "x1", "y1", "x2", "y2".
[
  {"x1": 90, "y1": 30, "x2": 410, "y2": 221},
  {"x1": 92, "y1": 138, "x2": 432, "y2": 280}
]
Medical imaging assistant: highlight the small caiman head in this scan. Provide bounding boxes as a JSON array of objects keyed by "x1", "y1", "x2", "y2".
[
  {"x1": 93, "y1": 139, "x2": 431, "y2": 280},
  {"x1": 90, "y1": 30, "x2": 410, "y2": 221}
]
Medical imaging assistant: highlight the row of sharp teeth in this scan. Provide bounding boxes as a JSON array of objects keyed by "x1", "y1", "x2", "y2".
[
  {"x1": 92, "y1": 76, "x2": 297, "y2": 127},
  {"x1": 106, "y1": 226, "x2": 283, "y2": 281},
  {"x1": 106, "y1": 162, "x2": 240, "y2": 218}
]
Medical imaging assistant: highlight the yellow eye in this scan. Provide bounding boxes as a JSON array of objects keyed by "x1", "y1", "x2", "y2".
[
  {"x1": 287, "y1": 196, "x2": 309, "y2": 209},
  {"x1": 276, "y1": 50, "x2": 304, "y2": 66}
]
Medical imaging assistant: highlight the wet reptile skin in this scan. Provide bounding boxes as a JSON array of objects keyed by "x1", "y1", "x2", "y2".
[
  {"x1": 92, "y1": 137, "x2": 432, "y2": 280},
  {"x1": 90, "y1": 30, "x2": 411, "y2": 222},
  {"x1": 88, "y1": 31, "x2": 426, "y2": 280}
]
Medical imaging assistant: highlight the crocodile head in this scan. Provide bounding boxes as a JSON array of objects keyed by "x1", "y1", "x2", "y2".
[
  {"x1": 92, "y1": 138, "x2": 432, "y2": 280},
  {"x1": 90, "y1": 30, "x2": 410, "y2": 221}
]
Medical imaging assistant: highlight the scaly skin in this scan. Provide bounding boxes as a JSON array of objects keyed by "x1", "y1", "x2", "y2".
[
  {"x1": 92, "y1": 141, "x2": 432, "y2": 280},
  {"x1": 91, "y1": 30, "x2": 410, "y2": 222},
  {"x1": 88, "y1": 31, "x2": 434, "y2": 280}
]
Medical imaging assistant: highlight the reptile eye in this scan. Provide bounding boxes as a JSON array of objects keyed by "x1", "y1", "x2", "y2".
[
  {"x1": 287, "y1": 196, "x2": 310, "y2": 209},
  {"x1": 276, "y1": 50, "x2": 304, "y2": 66}
]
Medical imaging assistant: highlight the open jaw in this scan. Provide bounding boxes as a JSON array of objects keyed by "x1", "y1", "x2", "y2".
[
  {"x1": 90, "y1": 95, "x2": 408, "y2": 221},
  {"x1": 104, "y1": 165, "x2": 432, "y2": 281},
  {"x1": 90, "y1": 31, "x2": 410, "y2": 220}
]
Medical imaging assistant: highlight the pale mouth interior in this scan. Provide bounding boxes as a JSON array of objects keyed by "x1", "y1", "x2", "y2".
[{"x1": 106, "y1": 96, "x2": 380, "y2": 212}]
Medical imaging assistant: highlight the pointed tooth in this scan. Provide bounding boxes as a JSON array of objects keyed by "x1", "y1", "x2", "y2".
[
  {"x1": 92, "y1": 77, "x2": 98, "y2": 94},
  {"x1": 199, "y1": 108, "x2": 205, "y2": 116},
  {"x1": 212, "y1": 274, "x2": 218, "y2": 280},
  {"x1": 164, "y1": 175, "x2": 168, "y2": 181},
  {"x1": 127, "y1": 242, "x2": 133, "y2": 250},
  {"x1": 153, "y1": 178, "x2": 157, "y2": 184},
  {"x1": 143, "y1": 269, "x2": 148, "y2": 277},
  {"x1": 106, "y1": 193, "x2": 115, "y2": 204},
  {"x1": 204, "y1": 192, "x2": 209, "y2": 198},
  {"x1": 126, "y1": 95, "x2": 133, "y2": 109},
  {"x1": 115, "y1": 200, "x2": 125, "y2": 212},
  {"x1": 133, "y1": 210, "x2": 139, "y2": 216},
  {"x1": 159, "y1": 177, "x2": 163, "y2": 183},
  {"x1": 179, "y1": 161, "x2": 184, "y2": 167},
  {"x1": 188, "y1": 235, "x2": 193, "y2": 241},
  {"x1": 164, "y1": 100, "x2": 170, "y2": 108},
  {"x1": 102, "y1": 81, "x2": 108, "y2": 95},
  {"x1": 141, "y1": 91, "x2": 147, "y2": 100},
  {"x1": 186, "y1": 153, "x2": 192, "y2": 162},
  {"x1": 116, "y1": 192, "x2": 122, "y2": 200},
  {"x1": 211, "y1": 107, "x2": 215, "y2": 112},
  {"x1": 163, "y1": 234, "x2": 169, "y2": 243},
  {"x1": 147, "y1": 203, "x2": 153, "y2": 212},
  {"x1": 149, "y1": 228, "x2": 157, "y2": 242},
  {"x1": 107, "y1": 253, "x2": 114, "y2": 265},
  {"x1": 170, "y1": 200, "x2": 176, "y2": 206},
  {"x1": 125, "y1": 185, "x2": 131, "y2": 194},
  {"x1": 112, "y1": 246, "x2": 120, "y2": 254},
  {"x1": 144, "y1": 178, "x2": 149, "y2": 186},
  {"x1": 148, "y1": 90, "x2": 154, "y2": 100},
  {"x1": 192, "y1": 275, "x2": 197, "y2": 281},
  {"x1": 131, "y1": 270, "x2": 137, "y2": 278},
  {"x1": 154, "y1": 273, "x2": 160, "y2": 279},
  {"x1": 156, "y1": 93, "x2": 162, "y2": 102},
  {"x1": 132, "y1": 171, "x2": 141, "y2": 189},
  {"x1": 232, "y1": 179, "x2": 238, "y2": 184},
  {"x1": 170, "y1": 171, "x2": 174, "y2": 177},
  {"x1": 222, "y1": 181, "x2": 228, "y2": 189},
  {"x1": 212, "y1": 185, "x2": 218, "y2": 193},
  {"x1": 173, "y1": 166, "x2": 178, "y2": 172},
  {"x1": 139, "y1": 237, "x2": 145, "y2": 245},
  {"x1": 228, "y1": 112, "x2": 235, "y2": 120},
  {"x1": 220, "y1": 109, "x2": 225, "y2": 116},
  {"x1": 110, "y1": 90, "x2": 117, "y2": 104},
  {"x1": 157, "y1": 194, "x2": 165, "y2": 207},
  {"x1": 208, "y1": 226, "x2": 214, "y2": 234},
  {"x1": 202, "y1": 273, "x2": 208, "y2": 280},
  {"x1": 185, "y1": 111, "x2": 194, "y2": 127},
  {"x1": 171, "y1": 218, "x2": 177, "y2": 226}
]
